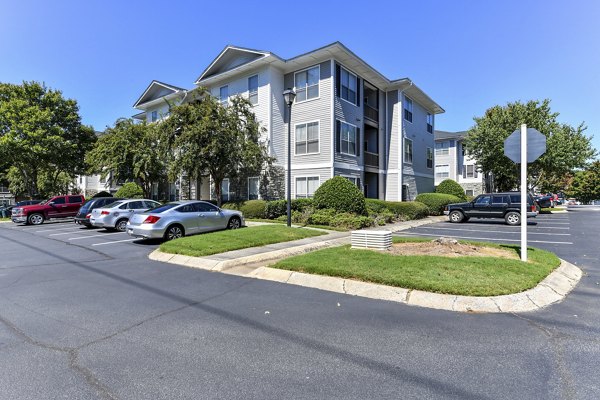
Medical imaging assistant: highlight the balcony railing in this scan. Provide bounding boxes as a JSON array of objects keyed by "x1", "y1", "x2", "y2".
[
  {"x1": 364, "y1": 104, "x2": 379, "y2": 122},
  {"x1": 364, "y1": 151, "x2": 379, "y2": 167}
]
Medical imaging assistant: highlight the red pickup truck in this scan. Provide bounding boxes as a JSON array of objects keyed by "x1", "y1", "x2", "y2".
[{"x1": 11, "y1": 195, "x2": 85, "y2": 225}]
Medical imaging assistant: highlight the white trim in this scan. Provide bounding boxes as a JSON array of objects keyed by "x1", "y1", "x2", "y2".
[
  {"x1": 330, "y1": 59, "x2": 335, "y2": 177},
  {"x1": 293, "y1": 120, "x2": 320, "y2": 156},
  {"x1": 403, "y1": 95, "x2": 413, "y2": 124},
  {"x1": 403, "y1": 137, "x2": 413, "y2": 164},
  {"x1": 294, "y1": 64, "x2": 320, "y2": 104},
  {"x1": 287, "y1": 162, "x2": 331, "y2": 170},
  {"x1": 133, "y1": 81, "x2": 182, "y2": 108},
  {"x1": 334, "y1": 162, "x2": 363, "y2": 171},
  {"x1": 339, "y1": 65, "x2": 358, "y2": 106},
  {"x1": 337, "y1": 119, "x2": 358, "y2": 156},
  {"x1": 196, "y1": 46, "x2": 270, "y2": 84},
  {"x1": 247, "y1": 74, "x2": 259, "y2": 106},
  {"x1": 294, "y1": 175, "x2": 320, "y2": 199},
  {"x1": 405, "y1": 171, "x2": 435, "y2": 179},
  {"x1": 426, "y1": 147, "x2": 433, "y2": 169}
]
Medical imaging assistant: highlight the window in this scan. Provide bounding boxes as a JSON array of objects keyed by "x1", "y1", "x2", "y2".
[
  {"x1": 79, "y1": 176, "x2": 82, "y2": 184},
  {"x1": 436, "y1": 164, "x2": 449, "y2": 179},
  {"x1": 294, "y1": 66, "x2": 319, "y2": 102},
  {"x1": 343, "y1": 176, "x2": 358, "y2": 186},
  {"x1": 340, "y1": 67, "x2": 357, "y2": 104},
  {"x1": 248, "y1": 75, "x2": 258, "y2": 105},
  {"x1": 465, "y1": 190, "x2": 474, "y2": 197},
  {"x1": 295, "y1": 121, "x2": 319, "y2": 155},
  {"x1": 221, "y1": 178, "x2": 230, "y2": 202},
  {"x1": 492, "y1": 195, "x2": 509, "y2": 204},
  {"x1": 404, "y1": 96, "x2": 413, "y2": 122},
  {"x1": 340, "y1": 121, "x2": 357, "y2": 155},
  {"x1": 404, "y1": 138, "x2": 413, "y2": 163},
  {"x1": 427, "y1": 147, "x2": 433, "y2": 169},
  {"x1": 219, "y1": 86, "x2": 229, "y2": 106},
  {"x1": 197, "y1": 202, "x2": 219, "y2": 212},
  {"x1": 435, "y1": 141, "x2": 449, "y2": 156},
  {"x1": 427, "y1": 113, "x2": 434, "y2": 133},
  {"x1": 127, "y1": 201, "x2": 144, "y2": 209},
  {"x1": 296, "y1": 177, "x2": 319, "y2": 198},
  {"x1": 52, "y1": 197, "x2": 66, "y2": 205},
  {"x1": 151, "y1": 110, "x2": 158, "y2": 122},
  {"x1": 475, "y1": 195, "x2": 491, "y2": 205},
  {"x1": 248, "y1": 177, "x2": 259, "y2": 200},
  {"x1": 462, "y1": 164, "x2": 478, "y2": 179}
]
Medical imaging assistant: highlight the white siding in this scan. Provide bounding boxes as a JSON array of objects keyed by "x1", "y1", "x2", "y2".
[
  {"x1": 290, "y1": 167, "x2": 332, "y2": 198},
  {"x1": 269, "y1": 66, "x2": 285, "y2": 163}
]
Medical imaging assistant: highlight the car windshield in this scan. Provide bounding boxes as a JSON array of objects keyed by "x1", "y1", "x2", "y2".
[
  {"x1": 105, "y1": 200, "x2": 124, "y2": 208},
  {"x1": 146, "y1": 203, "x2": 178, "y2": 214}
]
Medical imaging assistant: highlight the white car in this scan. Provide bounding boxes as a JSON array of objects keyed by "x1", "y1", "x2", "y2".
[{"x1": 90, "y1": 199, "x2": 161, "y2": 232}]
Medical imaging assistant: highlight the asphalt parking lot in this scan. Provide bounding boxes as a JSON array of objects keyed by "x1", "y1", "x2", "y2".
[
  {"x1": 3, "y1": 219, "x2": 161, "y2": 259},
  {"x1": 395, "y1": 211, "x2": 572, "y2": 254}
]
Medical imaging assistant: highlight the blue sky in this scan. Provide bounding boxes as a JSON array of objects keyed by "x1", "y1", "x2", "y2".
[{"x1": 1, "y1": 0, "x2": 599, "y2": 153}]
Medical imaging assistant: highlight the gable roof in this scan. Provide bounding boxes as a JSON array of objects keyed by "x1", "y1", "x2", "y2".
[
  {"x1": 435, "y1": 130, "x2": 469, "y2": 141},
  {"x1": 133, "y1": 80, "x2": 186, "y2": 108},
  {"x1": 195, "y1": 45, "x2": 276, "y2": 84}
]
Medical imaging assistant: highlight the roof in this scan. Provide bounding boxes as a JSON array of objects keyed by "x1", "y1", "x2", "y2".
[
  {"x1": 133, "y1": 80, "x2": 186, "y2": 108},
  {"x1": 435, "y1": 130, "x2": 469, "y2": 141}
]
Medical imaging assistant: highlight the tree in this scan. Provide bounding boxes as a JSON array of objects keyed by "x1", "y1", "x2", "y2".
[
  {"x1": 0, "y1": 81, "x2": 96, "y2": 197},
  {"x1": 157, "y1": 88, "x2": 271, "y2": 206},
  {"x1": 114, "y1": 182, "x2": 144, "y2": 199},
  {"x1": 85, "y1": 118, "x2": 165, "y2": 198},
  {"x1": 464, "y1": 99, "x2": 596, "y2": 192},
  {"x1": 570, "y1": 161, "x2": 600, "y2": 203}
]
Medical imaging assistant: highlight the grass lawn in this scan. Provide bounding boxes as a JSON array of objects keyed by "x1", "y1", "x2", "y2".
[
  {"x1": 272, "y1": 237, "x2": 560, "y2": 296},
  {"x1": 160, "y1": 225, "x2": 326, "y2": 257},
  {"x1": 247, "y1": 218, "x2": 348, "y2": 231},
  {"x1": 0, "y1": 217, "x2": 10, "y2": 222}
]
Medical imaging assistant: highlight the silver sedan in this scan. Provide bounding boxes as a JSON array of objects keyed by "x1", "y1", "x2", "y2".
[
  {"x1": 90, "y1": 199, "x2": 161, "y2": 232},
  {"x1": 126, "y1": 200, "x2": 244, "y2": 240}
]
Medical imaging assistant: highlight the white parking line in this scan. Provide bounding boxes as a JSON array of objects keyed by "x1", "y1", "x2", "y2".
[
  {"x1": 92, "y1": 238, "x2": 139, "y2": 246},
  {"x1": 418, "y1": 226, "x2": 570, "y2": 236},
  {"x1": 49, "y1": 230, "x2": 96, "y2": 236},
  {"x1": 533, "y1": 222, "x2": 570, "y2": 225},
  {"x1": 396, "y1": 231, "x2": 573, "y2": 245},
  {"x1": 68, "y1": 232, "x2": 123, "y2": 240},
  {"x1": 36, "y1": 226, "x2": 80, "y2": 233}
]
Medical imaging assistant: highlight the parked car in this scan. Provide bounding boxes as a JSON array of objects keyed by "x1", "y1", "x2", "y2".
[
  {"x1": 89, "y1": 199, "x2": 161, "y2": 232},
  {"x1": 534, "y1": 195, "x2": 553, "y2": 209},
  {"x1": 74, "y1": 197, "x2": 124, "y2": 228},
  {"x1": 126, "y1": 200, "x2": 244, "y2": 240},
  {"x1": 1, "y1": 199, "x2": 44, "y2": 217},
  {"x1": 444, "y1": 192, "x2": 538, "y2": 226},
  {"x1": 11, "y1": 195, "x2": 85, "y2": 225}
]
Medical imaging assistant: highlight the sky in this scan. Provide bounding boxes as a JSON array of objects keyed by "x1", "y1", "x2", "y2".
[{"x1": 1, "y1": 0, "x2": 599, "y2": 153}]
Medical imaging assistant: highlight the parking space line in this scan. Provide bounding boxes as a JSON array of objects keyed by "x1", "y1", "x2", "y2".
[
  {"x1": 68, "y1": 232, "x2": 123, "y2": 240},
  {"x1": 36, "y1": 226, "x2": 80, "y2": 233},
  {"x1": 395, "y1": 231, "x2": 573, "y2": 245},
  {"x1": 415, "y1": 226, "x2": 570, "y2": 236},
  {"x1": 533, "y1": 222, "x2": 570, "y2": 225},
  {"x1": 92, "y1": 238, "x2": 138, "y2": 246},
  {"x1": 50, "y1": 230, "x2": 96, "y2": 236}
]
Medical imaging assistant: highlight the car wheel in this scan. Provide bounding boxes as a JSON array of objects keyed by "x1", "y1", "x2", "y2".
[
  {"x1": 28, "y1": 213, "x2": 44, "y2": 225},
  {"x1": 449, "y1": 210, "x2": 464, "y2": 223},
  {"x1": 227, "y1": 216, "x2": 241, "y2": 229},
  {"x1": 164, "y1": 225, "x2": 184, "y2": 241},
  {"x1": 505, "y1": 211, "x2": 520, "y2": 226},
  {"x1": 115, "y1": 219, "x2": 128, "y2": 232}
]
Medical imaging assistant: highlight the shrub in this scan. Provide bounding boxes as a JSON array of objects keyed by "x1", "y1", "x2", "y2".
[
  {"x1": 265, "y1": 200, "x2": 287, "y2": 219},
  {"x1": 292, "y1": 198, "x2": 314, "y2": 212},
  {"x1": 415, "y1": 193, "x2": 461, "y2": 215},
  {"x1": 114, "y1": 182, "x2": 144, "y2": 199},
  {"x1": 436, "y1": 179, "x2": 467, "y2": 201},
  {"x1": 313, "y1": 176, "x2": 367, "y2": 215},
  {"x1": 221, "y1": 202, "x2": 241, "y2": 210},
  {"x1": 308, "y1": 208, "x2": 337, "y2": 226},
  {"x1": 239, "y1": 200, "x2": 267, "y2": 219},
  {"x1": 330, "y1": 213, "x2": 374, "y2": 230},
  {"x1": 365, "y1": 199, "x2": 429, "y2": 221},
  {"x1": 373, "y1": 210, "x2": 395, "y2": 226}
]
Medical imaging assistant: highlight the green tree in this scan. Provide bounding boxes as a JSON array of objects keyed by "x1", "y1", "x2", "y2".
[
  {"x1": 157, "y1": 88, "x2": 270, "y2": 206},
  {"x1": 0, "y1": 81, "x2": 96, "y2": 197},
  {"x1": 464, "y1": 99, "x2": 596, "y2": 192},
  {"x1": 114, "y1": 182, "x2": 145, "y2": 199},
  {"x1": 570, "y1": 161, "x2": 600, "y2": 203},
  {"x1": 85, "y1": 118, "x2": 165, "y2": 198}
]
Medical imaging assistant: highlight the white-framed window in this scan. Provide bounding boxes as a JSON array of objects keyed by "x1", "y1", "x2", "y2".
[
  {"x1": 340, "y1": 67, "x2": 357, "y2": 104},
  {"x1": 248, "y1": 177, "x2": 259, "y2": 200},
  {"x1": 463, "y1": 164, "x2": 478, "y2": 179},
  {"x1": 219, "y1": 86, "x2": 229, "y2": 106},
  {"x1": 435, "y1": 164, "x2": 449, "y2": 179},
  {"x1": 343, "y1": 176, "x2": 358, "y2": 186},
  {"x1": 465, "y1": 189, "x2": 474, "y2": 197},
  {"x1": 151, "y1": 110, "x2": 158, "y2": 122},
  {"x1": 427, "y1": 113, "x2": 434, "y2": 133},
  {"x1": 296, "y1": 176, "x2": 319, "y2": 198},
  {"x1": 427, "y1": 147, "x2": 433, "y2": 169},
  {"x1": 404, "y1": 96, "x2": 413, "y2": 122},
  {"x1": 294, "y1": 65, "x2": 319, "y2": 102},
  {"x1": 435, "y1": 141, "x2": 449, "y2": 156},
  {"x1": 340, "y1": 121, "x2": 357, "y2": 155},
  {"x1": 248, "y1": 75, "x2": 258, "y2": 105},
  {"x1": 404, "y1": 138, "x2": 413, "y2": 163},
  {"x1": 295, "y1": 121, "x2": 319, "y2": 155},
  {"x1": 221, "y1": 178, "x2": 230, "y2": 202}
]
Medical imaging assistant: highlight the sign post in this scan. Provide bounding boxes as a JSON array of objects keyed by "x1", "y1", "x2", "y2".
[{"x1": 504, "y1": 125, "x2": 547, "y2": 262}]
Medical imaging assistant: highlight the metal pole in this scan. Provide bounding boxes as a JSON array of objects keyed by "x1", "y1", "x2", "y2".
[
  {"x1": 287, "y1": 104, "x2": 292, "y2": 227},
  {"x1": 520, "y1": 123, "x2": 527, "y2": 262}
]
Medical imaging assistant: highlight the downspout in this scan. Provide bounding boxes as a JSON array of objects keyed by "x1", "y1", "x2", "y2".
[{"x1": 398, "y1": 80, "x2": 413, "y2": 201}]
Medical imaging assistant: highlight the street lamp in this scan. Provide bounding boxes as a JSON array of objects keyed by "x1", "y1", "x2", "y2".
[{"x1": 283, "y1": 88, "x2": 296, "y2": 227}]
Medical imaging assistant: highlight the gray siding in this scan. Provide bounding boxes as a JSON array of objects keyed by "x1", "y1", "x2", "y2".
[
  {"x1": 403, "y1": 175, "x2": 434, "y2": 201},
  {"x1": 269, "y1": 66, "x2": 285, "y2": 163},
  {"x1": 290, "y1": 167, "x2": 331, "y2": 198},
  {"x1": 333, "y1": 62, "x2": 362, "y2": 166},
  {"x1": 401, "y1": 94, "x2": 435, "y2": 185}
]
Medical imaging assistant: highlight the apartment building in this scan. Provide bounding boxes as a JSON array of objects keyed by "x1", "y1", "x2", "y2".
[
  {"x1": 132, "y1": 42, "x2": 444, "y2": 202},
  {"x1": 434, "y1": 130, "x2": 491, "y2": 196}
]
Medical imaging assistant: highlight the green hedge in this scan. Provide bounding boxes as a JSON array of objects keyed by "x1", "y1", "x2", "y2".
[
  {"x1": 436, "y1": 179, "x2": 467, "y2": 201},
  {"x1": 114, "y1": 182, "x2": 144, "y2": 199},
  {"x1": 365, "y1": 199, "x2": 429, "y2": 221},
  {"x1": 415, "y1": 193, "x2": 461, "y2": 215},
  {"x1": 264, "y1": 198, "x2": 314, "y2": 219},
  {"x1": 313, "y1": 176, "x2": 367, "y2": 215},
  {"x1": 330, "y1": 213, "x2": 374, "y2": 230}
]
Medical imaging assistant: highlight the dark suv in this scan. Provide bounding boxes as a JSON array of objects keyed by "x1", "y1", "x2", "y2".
[
  {"x1": 444, "y1": 192, "x2": 538, "y2": 225},
  {"x1": 75, "y1": 197, "x2": 123, "y2": 227}
]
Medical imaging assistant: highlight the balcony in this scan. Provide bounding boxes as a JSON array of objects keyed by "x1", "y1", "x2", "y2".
[
  {"x1": 364, "y1": 151, "x2": 379, "y2": 167},
  {"x1": 364, "y1": 104, "x2": 378, "y2": 123}
]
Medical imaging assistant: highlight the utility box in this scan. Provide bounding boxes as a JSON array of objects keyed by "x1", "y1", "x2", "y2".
[{"x1": 351, "y1": 230, "x2": 392, "y2": 250}]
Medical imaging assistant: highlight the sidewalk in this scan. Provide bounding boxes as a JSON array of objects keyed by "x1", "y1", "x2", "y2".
[{"x1": 149, "y1": 216, "x2": 582, "y2": 313}]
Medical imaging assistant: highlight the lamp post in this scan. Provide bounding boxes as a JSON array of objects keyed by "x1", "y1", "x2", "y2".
[{"x1": 283, "y1": 88, "x2": 296, "y2": 227}]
